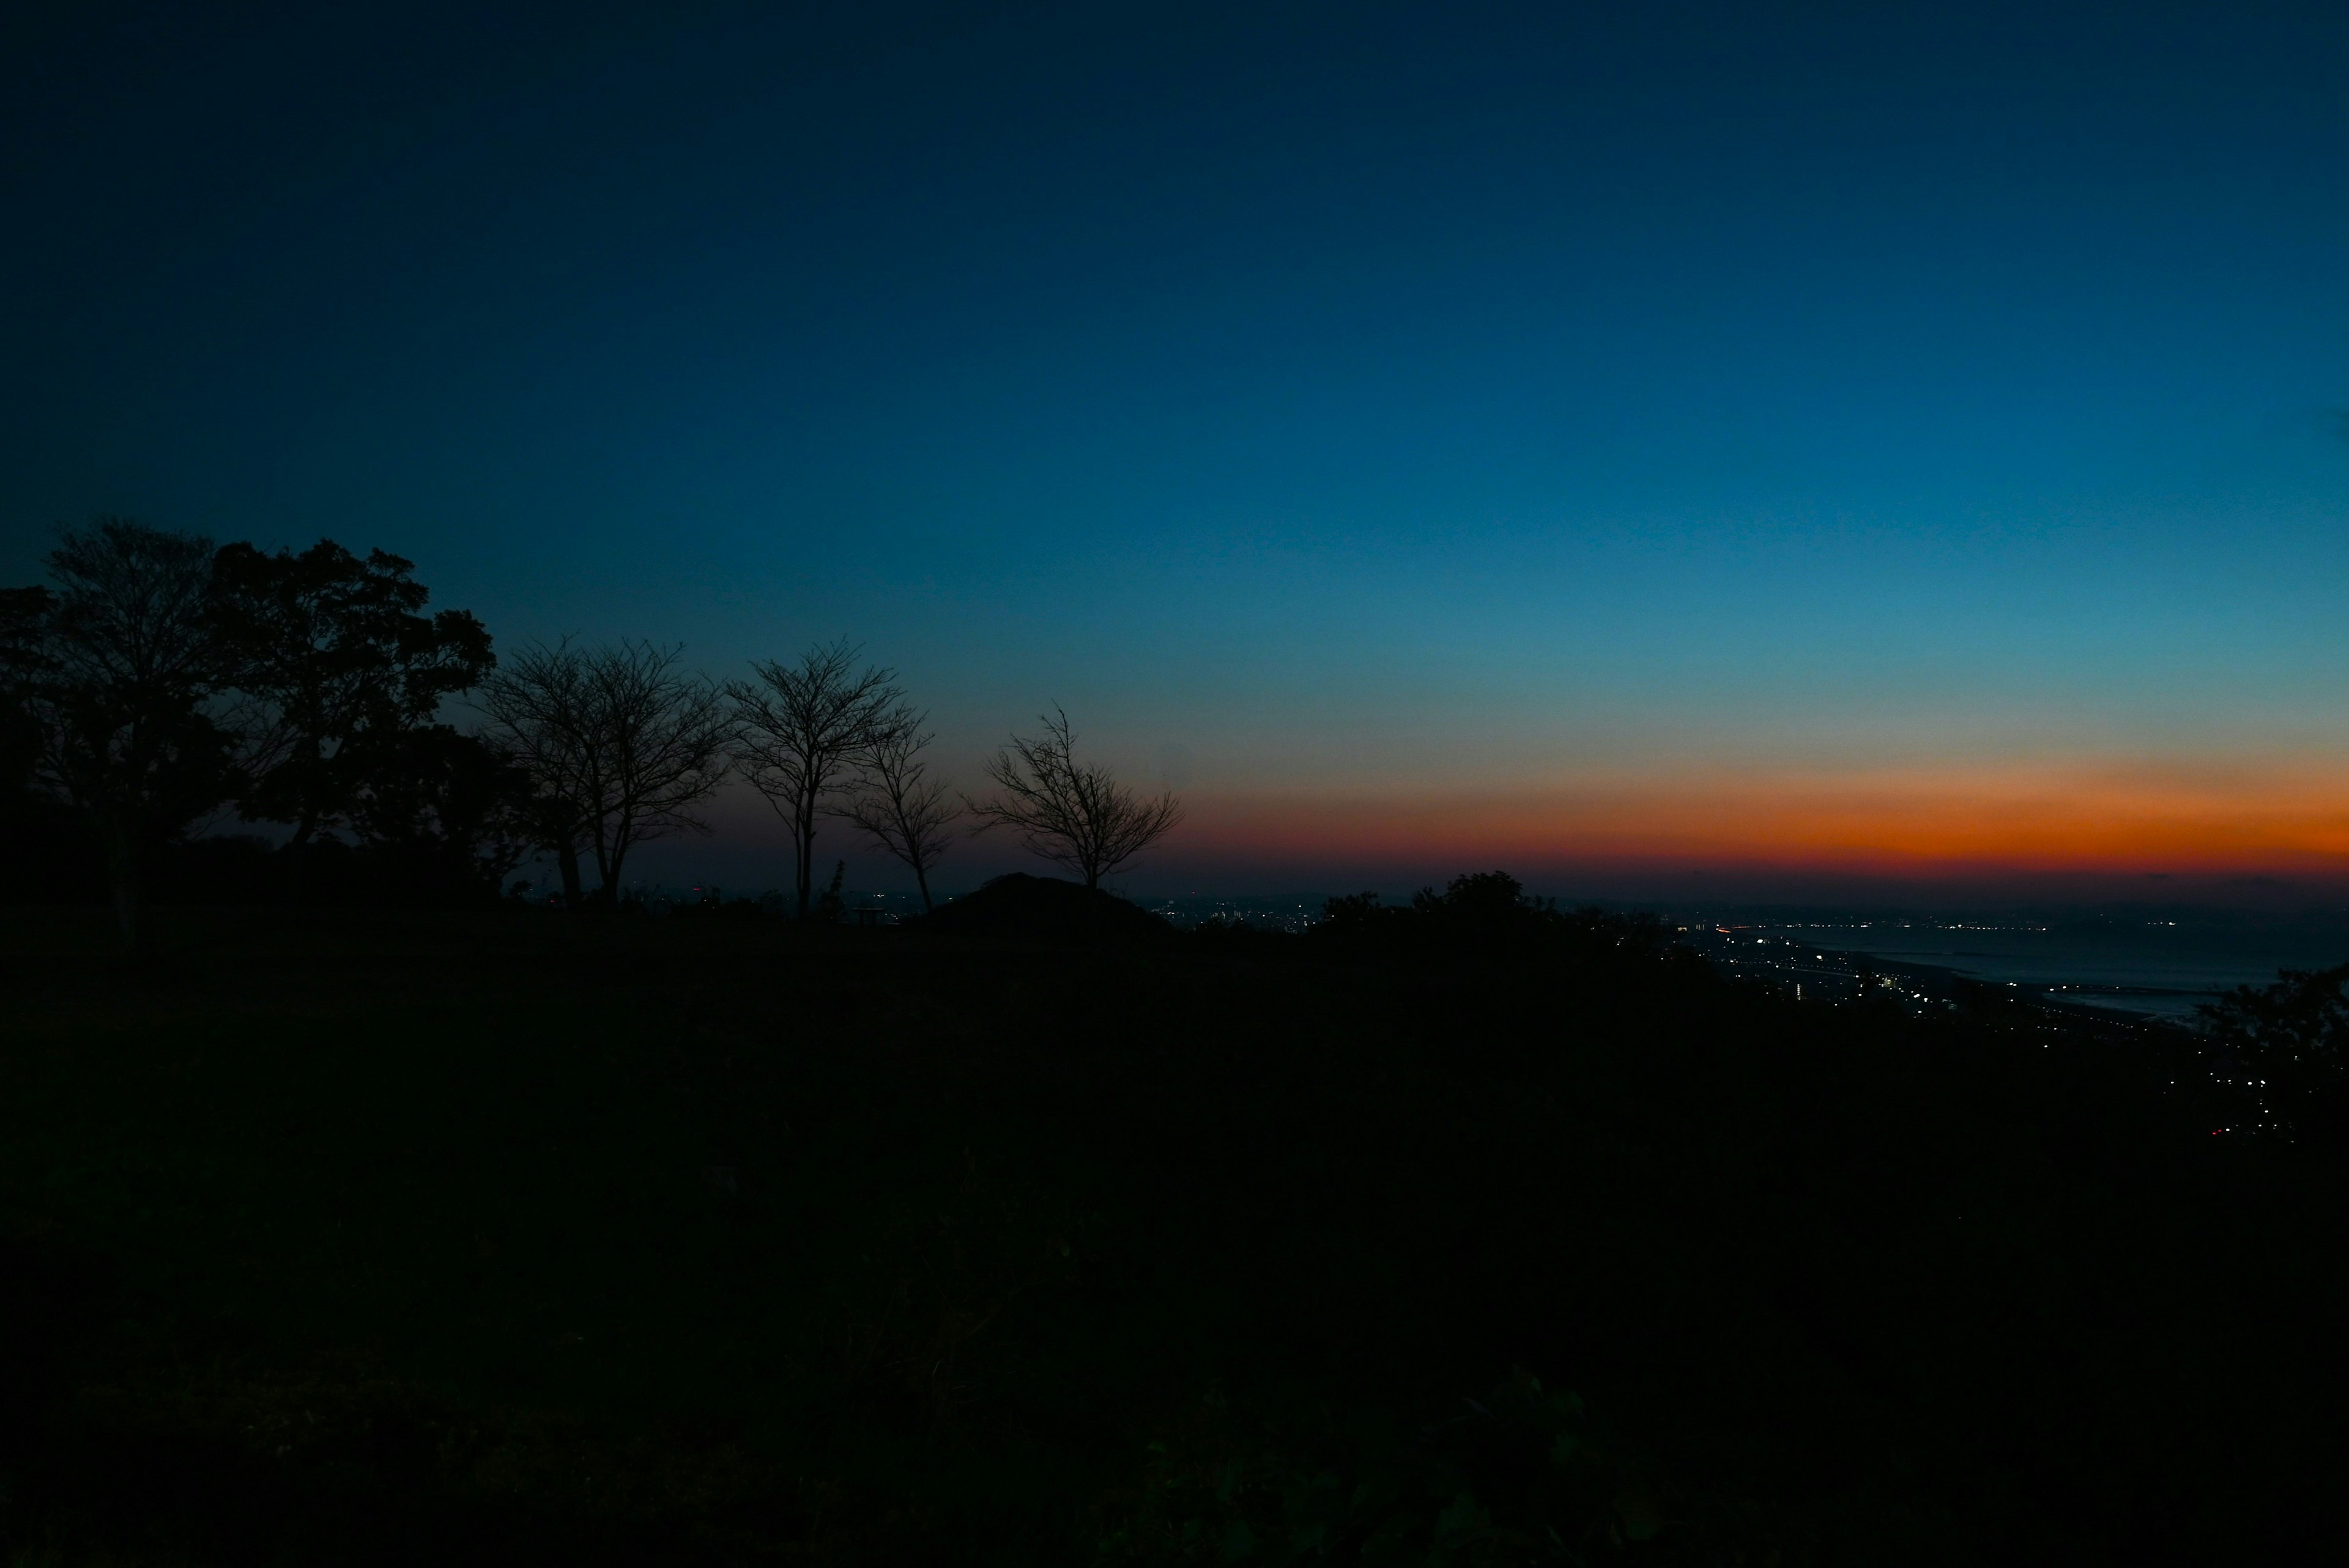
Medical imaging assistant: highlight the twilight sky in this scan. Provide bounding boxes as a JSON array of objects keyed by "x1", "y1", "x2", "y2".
[{"x1": 7, "y1": 1, "x2": 2349, "y2": 901}]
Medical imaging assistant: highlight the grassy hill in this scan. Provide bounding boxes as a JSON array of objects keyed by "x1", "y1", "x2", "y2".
[{"x1": 1, "y1": 903, "x2": 2342, "y2": 1564}]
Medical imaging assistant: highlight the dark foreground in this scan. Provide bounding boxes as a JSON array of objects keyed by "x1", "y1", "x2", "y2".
[{"x1": 2, "y1": 905, "x2": 2343, "y2": 1565}]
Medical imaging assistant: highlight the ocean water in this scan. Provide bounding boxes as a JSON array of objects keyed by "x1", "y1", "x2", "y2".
[{"x1": 1737, "y1": 918, "x2": 2349, "y2": 1020}]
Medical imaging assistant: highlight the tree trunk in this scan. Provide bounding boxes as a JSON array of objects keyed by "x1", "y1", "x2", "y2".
[
  {"x1": 589, "y1": 819, "x2": 618, "y2": 909},
  {"x1": 283, "y1": 743, "x2": 324, "y2": 907},
  {"x1": 793, "y1": 806, "x2": 816, "y2": 920},
  {"x1": 915, "y1": 865, "x2": 933, "y2": 913},
  {"x1": 557, "y1": 836, "x2": 583, "y2": 907}
]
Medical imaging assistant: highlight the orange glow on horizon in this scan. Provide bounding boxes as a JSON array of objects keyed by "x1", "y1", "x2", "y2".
[{"x1": 1170, "y1": 756, "x2": 2349, "y2": 877}]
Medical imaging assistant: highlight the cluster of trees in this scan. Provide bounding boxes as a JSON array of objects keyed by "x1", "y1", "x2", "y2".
[
  {"x1": 4, "y1": 519, "x2": 1182, "y2": 949},
  {"x1": 2, "y1": 522, "x2": 499, "y2": 948},
  {"x1": 2197, "y1": 960, "x2": 2349, "y2": 1140}
]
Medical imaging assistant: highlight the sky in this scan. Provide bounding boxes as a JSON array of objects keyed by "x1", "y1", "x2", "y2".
[{"x1": 6, "y1": 1, "x2": 2349, "y2": 903}]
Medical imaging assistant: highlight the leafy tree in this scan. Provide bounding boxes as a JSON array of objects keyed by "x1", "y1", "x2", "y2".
[
  {"x1": 727, "y1": 640, "x2": 905, "y2": 920},
  {"x1": 0, "y1": 586, "x2": 55, "y2": 803},
  {"x1": 1317, "y1": 889, "x2": 1392, "y2": 934},
  {"x1": 17, "y1": 520, "x2": 237, "y2": 949},
  {"x1": 1412, "y1": 869, "x2": 1546, "y2": 920},
  {"x1": 2197, "y1": 962, "x2": 2349, "y2": 1139},
  {"x1": 211, "y1": 540, "x2": 492, "y2": 862},
  {"x1": 1313, "y1": 875, "x2": 1683, "y2": 973},
  {"x1": 338, "y1": 726, "x2": 535, "y2": 904},
  {"x1": 839, "y1": 706, "x2": 960, "y2": 912},
  {"x1": 967, "y1": 706, "x2": 1181, "y2": 890}
]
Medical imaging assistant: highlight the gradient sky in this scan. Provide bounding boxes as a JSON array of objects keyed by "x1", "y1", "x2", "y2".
[{"x1": 7, "y1": 1, "x2": 2349, "y2": 900}]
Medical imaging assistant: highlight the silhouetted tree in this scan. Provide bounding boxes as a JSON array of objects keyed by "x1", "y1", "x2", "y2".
[
  {"x1": 16, "y1": 520, "x2": 237, "y2": 949},
  {"x1": 1313, "y1": 873, "x2": 1679, "y2": 971},
  {"x1": 0, "y1": 586, "x2": 87, "y2": 901},
  {"x1": 211, "y1": 540, "x2": 493, "y2": 875},
  {"x1": 967, "y1": 706, "x2": 1181, "y2": 890},
  {"x1": 479, "y1": 639, "x2": 731, "y2": 905},
  {"x1": 1321, "y1": 874, "x2": 1551, "y2": 935},
  {"x1": 727, "y1": 641, "x2": 905, "y2": 920},
  {"x1": 1412, "y1": 869, "x2": 1552, "y2": 923},
  {"x1": 582, "y1": 641, "x2": 733, "y2": 901},
  {"x1": 2198, "y1": 962, "x2": 2349, "y2": 1140},
  {"x1": 1316, "y1": 890, "x2": 1391, "y2": 934},
  {"x1": 475, "y1": 639, "x2": 598, "y2": 904},
  {"x1": 0, "y1": 587, "x2": 54, "y2": 802},
  {"x1": 839, "y1": 707, "x2": 959, "y2": 912},
  {"x1": 339, "y1": 726, "x2": 534, "y2": 904}
]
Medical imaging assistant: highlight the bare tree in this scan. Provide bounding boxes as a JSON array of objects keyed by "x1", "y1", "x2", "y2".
[
  {"x1": 477, "y1": 641, "x2": 598, "y2": 904},
  {"x1": 966, "y1": 707, "x2": 1181, "y2": 890},
  {"x1": 727, "y1": 640, "x2": 905, "y2": 920},
  {"x1": 478, "y1": 639, "x2": 731, "y2": 905},
  {"x1": 582, "y1": 641, "x2": 733, "y2": 897},
  {"x1": 839, "y1": 707, "x2": 960, "y2": 912}
]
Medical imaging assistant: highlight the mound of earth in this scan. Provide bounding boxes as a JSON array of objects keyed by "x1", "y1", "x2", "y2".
[{"x1": 913, "y1": 873, "x2": 1173, "y2": 941}]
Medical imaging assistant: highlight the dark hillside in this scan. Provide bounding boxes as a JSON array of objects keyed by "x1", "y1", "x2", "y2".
[
  {"x1": 912, "y1": 873, "x2": 1176, "y2": 942},
  {"x1": 0, "y1": 905, "x2": 2340, "y2": 1564}
]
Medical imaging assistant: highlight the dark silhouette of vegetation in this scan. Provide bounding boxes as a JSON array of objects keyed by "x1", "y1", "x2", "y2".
[
  {"x1": 2197, "y1": 961, "x2": 2349, "y2": 1139},
  {"x1": 1315, "y1": 871, "x2": 1687, "y2": 973},
  {"x1": 478, "y1": 639, "x2": 731, "y2": 907},
  {"x1": 574, "y1": 639, "x2": 733, "y2": 901},
  {"x1": 968, "y1": 705, "x2": 1182, "y2": 890},
  {"x1": 212, "y1": 539, "x2": 494, "y2": 885},
  {"x1": 336, "y1": 726, "x2": 536, "y2": 904},
  {"x1": 814, "y1": 858, "x2": 848, "y2": 922},
  {"x1": 475, "y1": 639, "x2": 599, "y2": 904},
  {"x1": 5, "y1": 525, "x2": 522, "y2": 928},
  {"x1": 727, "y1": 640, "x2": 905, "y2": 919},
  {"x1": 12, "y1": 522, "x2": 1193, "y2": 921},
  {"x1": 839, "y1": 706, "x2": 960, "y2": 911},
  {"x1": 0, "y1": 587, "x2": 87, "y2": 907},
  {"x1": 14, "y1": 520, "x2": 237, "y2": 950},
  {"x1": 1105, "y1": 1368, "x2": 1677, "y2": 1563},
  {"x1": 913, "y1": 871, "x2": 1175, "y2": 941},
  {"x1": 3, "y1": 888, "x2": 2342, "y2": 1564},
  {"x1": 0, "y1": 585, "x2": 51, "y2": 800},
  {"x1": 16, "y1": 516, "x2": 2349, "y2": 1562}
]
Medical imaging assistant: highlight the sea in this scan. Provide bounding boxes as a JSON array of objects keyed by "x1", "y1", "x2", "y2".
[
  {"x1": 1139, "y1": 895, "x2": 2349, "y2": 1022},
  {"x1": 642, "y1": 881, "x2": 2349, "y2": 1024},
  {"x1": 1716, "y1": 915, "x2": 2349, "y2": 1021}
]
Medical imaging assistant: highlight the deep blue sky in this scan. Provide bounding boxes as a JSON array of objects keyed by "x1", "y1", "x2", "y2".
[{"x1": 7, "y1": 2, "x2": 2348, "y2": 896}]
